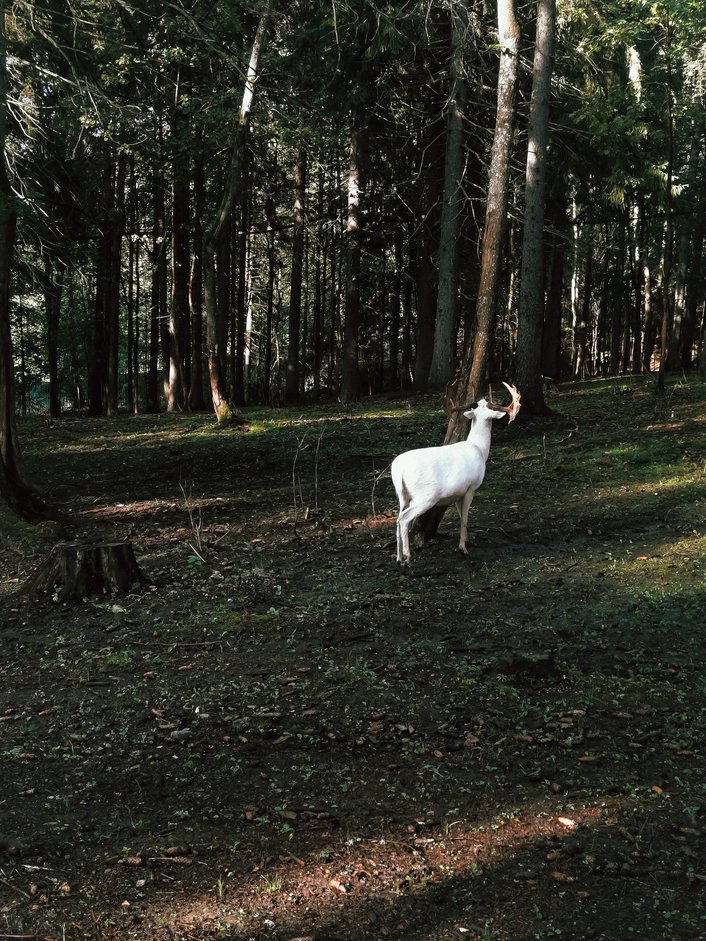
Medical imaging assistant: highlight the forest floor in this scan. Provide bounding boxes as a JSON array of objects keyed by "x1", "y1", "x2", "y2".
[{"x1": 1, "y1": 374, "x2": 705, "y2": 941}]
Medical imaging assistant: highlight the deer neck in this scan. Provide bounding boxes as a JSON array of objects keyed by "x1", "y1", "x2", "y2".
[{"x1": 466, "y1": 418, "x2": 493, "y2": 462}]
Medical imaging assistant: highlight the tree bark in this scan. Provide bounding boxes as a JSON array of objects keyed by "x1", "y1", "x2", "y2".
[
  {"x1": 515, "y1": 0, "x2": 556, "y2": 416},
  {"x1": 45, "y1": 253, "x2": 66, "y2": 419},
  {"x1": 22, "y1": 541, "x2": 147, "y2": 601},
  {"x1": 190, "y1": 130, "x2": 205, "y2": 410},
  {"x1": 204, "y1": 1, "x2": 272, "y2": 422},
  {"x1": 417, "y1": 0, "x2": 520, "y2": 541},
  {"x1": 106, "y1": 151, "x2": 126, "y2": 417},
  {"x1": 428, "y1": 0, "x2": 470, "y2": 389},
  {"x1": 146, "y1": 136, "x2": 166, "y2": 414},
  {"x1": 0, "y1": 3, "x2": 45, "y2": 521},
  {"x1": 169, "y1": 66, "x2": 191, "y2": 411},
  {"x1": 542, "y1": 162, "x2": 567, "y2": 380},
  {"x1": 657, "y1": 12, "x2": 674, "y2": 393},
  {"x1": 285, "y1": 145, "x2": 307, "y2": 403},
  {"x1": 340, "y1": 121, "x2": 367, "y2": 403},
  {"x1": 465, "y1": 0, "x2": 521, "y2": 405}
]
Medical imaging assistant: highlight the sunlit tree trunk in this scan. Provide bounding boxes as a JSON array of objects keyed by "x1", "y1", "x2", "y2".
[
  {"x1": 418, "y1": 0, "x2": 521, "y2": 541},
  {"x1": 464, "y1": 0, "x2": 520, "y2": 406},
  {"x1": 340, "y1": 121, "x2": 367, "y2": 403},
  {"x1": 203, "y1": 1, "x2": 272, "y2": 422}
]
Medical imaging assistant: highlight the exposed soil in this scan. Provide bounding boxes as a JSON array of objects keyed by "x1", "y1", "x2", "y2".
[{"x1": 1, "y1": 378, "x2": 706, "y2": 941}]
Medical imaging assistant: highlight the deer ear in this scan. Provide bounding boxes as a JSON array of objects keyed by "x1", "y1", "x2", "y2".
[{"x1": 462, "y1": 409, "x2": 475, "y2": 420}]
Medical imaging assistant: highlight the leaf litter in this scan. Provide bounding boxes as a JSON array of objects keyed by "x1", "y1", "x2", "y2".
[{"x1": 0, "y1": 375, "x2": 705, "y2": 940}]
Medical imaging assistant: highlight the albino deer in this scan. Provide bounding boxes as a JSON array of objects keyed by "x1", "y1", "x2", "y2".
[{"x1": 391, "y1": 383, "x2": 520, "y2": 564}]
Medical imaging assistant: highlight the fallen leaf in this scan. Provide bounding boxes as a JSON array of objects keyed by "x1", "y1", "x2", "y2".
[{"x1": 550, "y1": 871, "x2": 575, "y2": 883}]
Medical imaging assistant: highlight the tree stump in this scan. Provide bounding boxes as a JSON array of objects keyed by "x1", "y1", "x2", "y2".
[{"x1": 21, "y1": 541, "x2": 148, "y2": 601}]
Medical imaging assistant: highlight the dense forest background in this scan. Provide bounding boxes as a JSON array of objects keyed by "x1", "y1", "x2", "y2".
[{"x1": 1, "y1": 0, "x2": 706, "y2": 427}]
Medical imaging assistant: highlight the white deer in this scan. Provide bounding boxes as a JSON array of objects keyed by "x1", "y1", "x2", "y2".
[{"x1": 391, "y1": 383, "x2": 521, "y2": 564}]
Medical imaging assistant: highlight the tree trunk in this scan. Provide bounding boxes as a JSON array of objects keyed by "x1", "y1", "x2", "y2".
[
  {"x1": 673, "y1": 116, "x2": 703, "y2": 368},
  {"x1": 465, "y1": 0, "x2": 521, "y2": 403},
  {"x1": 515, "y1": 0, "x2": 556, "y2": 416},
  {"x1": 285, "y1": 145, "x2": 307, "y2": 403},
  {"x1": 340, "y1": 121, "x2": 367, "y2": 404},
  {"x1": 574, "y1": 241, "x2": 592, "y2": 378},
  {"x1": 190, "y1": 130, "x2": 205, "y2": 410},
  {"x1": 0, "y1": 5, "x2": 45, "y2": 522},
  {"x1": 45, "y1": 253, "x2": 66, "y2": 419},
  {"x1": 146, "y1": 141, "x2": 166, "y2": 414},
  {"x1": 657, "y1": 13, "x2": 674, "y2": 393},
  {"x1": 682, "y1": 166, "x2": 705, "y2": 369},
  {"x1": 87, "y1": 148, "x2": 111, "y2": 417},
  {"x1": 542, "y1": 162, "x2": 567, "y2": 381},
  {"x1": 264, "y1": 189, "x2": 276, "y2": 402},
  {"x1": 204, "y1": 1, "x2": 272, "y2": 422},
  {"x1": 106, "y1": 151, "x2": 126, "y2": 417},
  {"x1": 170, "y1": 67, "x2": 191, "y2": 411},
  {"x1": 428, "y1": 0, "x2": 470, "y2": 389},
  {"x1": 412, "y1": 114, "x2": 445, "y2": 392},
  {"x1": 127, "y1": 155, "x2": 137, "y2": 413},
  {"x1": 417, "y1": 0, "x2": 521, "y2": 541}
]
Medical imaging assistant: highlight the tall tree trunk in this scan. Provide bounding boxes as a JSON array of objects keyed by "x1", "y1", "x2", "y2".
[
  {"x1": 463, "y1": 0, "x2": 521, "y2": 404},
  {"x1": 285, "y1": 145, "x2": 307, "y2": 403},
  {"x1": 515, "y1": 0, "x2": 556, "y2": 416},
  {"x1": 672, "y1": 117, "x2": 703, "y2": 368},
  {"x1": 412, "y1": 115, "x2": 445, "y2": 391},
  {"x1": 574, "y1": 236, "x2": 592, "y2": 378},
  {"x1": 682, "y1": 166, "x2": 705, "y2": 369},
  {"x1": 45, "y1": 254, "x2": 66, "y2": 419},
  {"x1": 340, "y1": 121, "x2": 367, "y2": 404},
  {"x1": 146, "y1": 136, "x2": 166, "y2": 414},
  {"x1": 169, "y1": 67, "x2": 191, "y2": 411},
  {"x1": 313, "y1": 167, "x2": 324, "y2": 398},
  {"x1": 0, "y1": 2, "x2": 44, "y2": 521},
  {"x1": 190, "y1": 130, "x2": 205, "y2": 410},
  {"x1": 126, "y1": 155, "x2": 137, "y2": 414},
  {"x1": 106, "y1": 151, "x2": 125, "y2": 417},
  {"x1": 657, "y1": 12, "x2": 674, "y2": 393},
  {"x1": 640, "y1": 200, "x2": 656, "y2": 371},
  {"x1": 610, "y1": 217, "x2": 625, "y2": 374},
  {"x1": 428, "y1": 0, "x2": 470, "y2": 389},
  {"x1": 542, "y1": 162, "x2": 567, "y2": 380},
  {"x1": 265, "y1": 190, "x2": 276, "y2": 402},
  {"x1": 418, "y1": 0, "x2": 521, "y2": 542},
  {"x1": 88, "y1": 149, "x2": 111, "y2": 417},
  {"x1": 234, "y1": 191, "x2": 249, "y2": 405},
  {"x1": 388, "y1": 229, "x2": 403, "y2": 390},
  {"x1": 204, "y1": 1, "x2": 272, "y2": 422}
]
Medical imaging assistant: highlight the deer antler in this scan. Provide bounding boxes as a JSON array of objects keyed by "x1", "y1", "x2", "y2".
[{"x1": 498, "y1": 382, "x2": 521, "y2": 422}]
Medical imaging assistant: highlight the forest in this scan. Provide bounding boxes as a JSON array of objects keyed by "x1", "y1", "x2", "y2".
[
  {"x1": 0, "y1": 0, "x2": 705, "y2": 445},
  {"x1": 1, "y1": 1, "x2": 706, "y2": 940}
]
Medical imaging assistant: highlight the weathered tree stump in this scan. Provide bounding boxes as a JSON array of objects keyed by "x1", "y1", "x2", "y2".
[{"x1": 21, "y1": 541, "x2": 148, "y2": 601}]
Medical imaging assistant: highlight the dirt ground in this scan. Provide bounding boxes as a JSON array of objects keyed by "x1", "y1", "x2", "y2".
[{"x1": 1, "y1": 377, "x2": 705, "y2": 941}]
